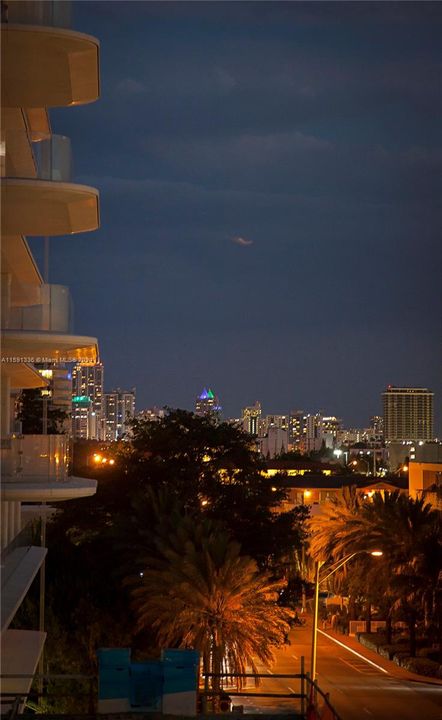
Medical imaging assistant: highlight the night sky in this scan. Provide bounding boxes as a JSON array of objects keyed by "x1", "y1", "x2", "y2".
[{"x1": 36, "y1": 1, "x2": 442, "y2": 428}]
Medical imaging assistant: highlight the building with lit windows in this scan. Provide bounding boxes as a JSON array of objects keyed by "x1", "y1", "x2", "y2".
[
  {"x1": 289, "y1": 410, "x2": 305, "y2": 450},
  {"x1": 370, "y1": 415, "x2": 384, "y2": 442},
  {"x1": 104, "y1": 389, "x2": 136, "y2": 441},
  {"x1": 383, "y1": 386, "x2": 434, "y2": 442},
  {"x1": 242, "y1": 401, "x2": 261, "y2": 435},
  {"x1": 72, "y1": 362, "x2": 104, "y2": 439},
  {"x1": 195, "y1": 388, "x2": 221, "y2": 417},
  {"x1": 1, "y1": 0, "x2": 100, "y2": 706},
  {"x1": 138, "y1": 407, "x2": 166, "y2": 422}
]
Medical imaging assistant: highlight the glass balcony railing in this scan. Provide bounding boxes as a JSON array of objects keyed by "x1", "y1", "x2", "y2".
[
  {"x1": 2, "y1": 0, "x2": 72, "y2": 29},
  {"x1": 1, "y1": 434, "x2": 69, "y2": 482},
  {"x1": 1, "y1": 131, "x2": 72, "y2": 183},
  {"x1": 7, "y1": 284, "x2": 73, "y2": 334}
]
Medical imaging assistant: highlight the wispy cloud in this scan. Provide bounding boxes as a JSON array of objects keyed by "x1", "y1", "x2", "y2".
[
  {"x1": 115, "y1": 77, "x2": 147, "y2": 96},
  {"x1": 232, "y1": 235, "x2": 254, "y2": 246}
]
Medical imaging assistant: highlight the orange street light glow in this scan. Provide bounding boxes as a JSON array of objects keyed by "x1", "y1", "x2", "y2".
[{"x1": 371, "y1": 550, "x2": 383, "y2": 556}]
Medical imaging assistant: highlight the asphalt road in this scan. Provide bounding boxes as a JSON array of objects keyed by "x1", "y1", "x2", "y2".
[{"x1": 232, "y1": 623, "x2": 442, "y2": 720}]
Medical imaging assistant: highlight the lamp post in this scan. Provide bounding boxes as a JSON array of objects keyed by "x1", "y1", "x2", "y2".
[
  {"x1": 351, "y1": 457, "x2": 369, "y2": 476},
  {"x1": 310, "y1": 550, "x2": 383, "y2": 681}
]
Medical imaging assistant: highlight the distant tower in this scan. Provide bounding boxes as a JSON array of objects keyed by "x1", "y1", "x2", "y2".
[
  {"x1": 72, "y1": 362, "x2": 104, "y2": 439},
  {"x1": 382, "y1": 386, "x2": 434, "y2": 442},
  {"x1": 242, "y1": 401, "x2": 261, "y2": 436},
  {"x1": 104, "y1": 388, "x2": 136, "y2": 441},
  {"x1": 195, "y1": 388, "x2": 221, "y2": 417}
]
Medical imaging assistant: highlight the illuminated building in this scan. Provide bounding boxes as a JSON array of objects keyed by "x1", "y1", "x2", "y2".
[
  {"x1": 304, "y1": 413, "x2": 323, "y2": 452},
  {"x1": 195, "y1": 388, "x2": 221, "y2": 418},
  {"x1": 370, "y1": 415, "x2": 384, "y2": 441},
  {"x1": 72, "y1": 362, "x2": 104, "y2": 439},
  {"x1": 1, "y1": 0, "x2": 100, "y2": 705},
  {"x1": 104, "y1": 388, "x2": 136, "y2": 441},
  {"x1": 289, "y1": 410, "x2": 305, "y2": 450},
  {"x1": 383, "y1": 386, "x2": 434, "y2": 442},
  {"x1": 260, "y1": 414, "x2": 288, "y2": 434},
  {"x1": 242, "y1": 401, "x2": 261, "y2": 435},
  {"x1": 138, "y1": 407, "x2": 166, "y2": 422},
  {"x1": 72, "y1": 395, "x2": 100, "y2": 440}
]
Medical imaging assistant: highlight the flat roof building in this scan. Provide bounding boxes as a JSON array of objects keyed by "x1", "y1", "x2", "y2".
[{"x1": 383, "y1": 386, "x2": 434, "y2": 442}]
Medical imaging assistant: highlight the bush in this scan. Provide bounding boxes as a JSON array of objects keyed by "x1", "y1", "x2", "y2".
[
  {"x1": 377, "y1": 644, "x2": 406, "y2": 660},
  {"x1": 417, "y1": 647, "x2": 440, "y2": 662},
  {"x1": 392, "y1": 651, "x2": 411, "y2": 665},
  {"x1": 358, "y1": 633, "x2": 386, "y2": 651},
  {"x1": 400, "y1": 656, "x2": 441, "y2": 678}
]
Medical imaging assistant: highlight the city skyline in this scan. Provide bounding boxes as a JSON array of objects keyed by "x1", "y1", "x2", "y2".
[{"x1": 30, "y1": 1, "x2": 441, "y2": 431}]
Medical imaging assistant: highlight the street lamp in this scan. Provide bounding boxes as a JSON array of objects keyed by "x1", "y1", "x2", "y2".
[
  {"x1": 310, "y1": 550, "x2": 383, "y2": 681},
  {"x1": 351, "y1": 458, "x2": 369, "y2": 476}
]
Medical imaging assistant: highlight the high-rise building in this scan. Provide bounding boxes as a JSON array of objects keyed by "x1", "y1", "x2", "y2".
[
  {"x1": 289, "y1": 410, "x2": 305, "y2": 451},
  {"x1": 195, "y1": 388, "x2": 221, "y2": 417},
  {"x1": 383, "y1": 386, "x2": 434, "y2": 442},
  {"x1": 104, "y1": 388, "x2": 136, "y2": 441},
  {"x1": 242, "y1": 401, "x2": 261, "y2": 435},
  {"x1": 321, "y1": 416, "x2": 342, "y2": 448},
  {"x1": 304, "y1": 413, "x2": 323, "y2": 453},
  {"x1": 260, "y1": 414, "x2": 288, "y2": 435},
  {"x1": 369, "y1": 415, "x2": 384, "y2": 442},
  {"x1": 1, "y1": 0, "x2": 100, "y2": 705},
  {"x1": 72, "y1": 362, "x2": 104, "y2": 439}
]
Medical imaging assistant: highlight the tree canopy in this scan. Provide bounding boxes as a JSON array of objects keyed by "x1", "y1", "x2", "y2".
[{"x1": 128, "y1": 505, "x2": 291, "y2": 693}]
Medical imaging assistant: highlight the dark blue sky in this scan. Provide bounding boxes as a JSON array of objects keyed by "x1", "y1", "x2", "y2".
[{"x1": 38, "y1": 1, "x2": 442, "y2": 428}]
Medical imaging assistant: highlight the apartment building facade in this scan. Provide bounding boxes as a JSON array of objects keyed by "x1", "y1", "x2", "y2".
[{"x1": 1, "y1": 0, "x2": 100, "y2": 706}]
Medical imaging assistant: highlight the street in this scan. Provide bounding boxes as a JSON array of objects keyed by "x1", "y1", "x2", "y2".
[{"x1": 234, "y1": 622, "x2": 442, "y2": 720}]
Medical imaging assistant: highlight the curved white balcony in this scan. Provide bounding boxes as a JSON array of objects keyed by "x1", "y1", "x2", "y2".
[
  {"x1": 1, "y1": 435, "x2": 97, "y2": 502},
  {"x1": 1, "y1": 1, "x2": 99, "y2": 108},
  {"x1": 1, "y1": 329, "x2": 99, "y2": 365},
  {"x1": 1, "y1": 132, "x2": 99, "y2": 236}
]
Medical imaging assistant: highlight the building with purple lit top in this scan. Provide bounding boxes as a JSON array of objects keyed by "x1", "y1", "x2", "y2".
[{"x1": 195, "y1": 388, "x2": 222, "y2": 418}]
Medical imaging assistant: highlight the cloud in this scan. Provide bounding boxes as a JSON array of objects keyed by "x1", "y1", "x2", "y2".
[
  {"x1": 232, "y1": 235, "x2": 253, "y2": 246},
  {"x1": 115, "y1": 77, "x2": 146, "y2": 96}
]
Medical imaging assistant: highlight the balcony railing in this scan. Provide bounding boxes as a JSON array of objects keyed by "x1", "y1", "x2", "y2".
[
  {"x1": 7, "y1": 284, "x2": 73, "y2": 334},
  {"x1": 1, "y1": 434, "x2": 69, "y2": 482},
  {"x1": 2, "y1": 0, "x2": 72, "y2": 29},
  {"x1": 2, "y1": 131, "x2": 72, "y2": 183}
]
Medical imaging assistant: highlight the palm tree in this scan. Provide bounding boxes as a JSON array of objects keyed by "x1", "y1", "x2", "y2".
[
  {"x1": 128, "y1": 509, "x2": 290, "y2": 696},
  {"x1": 308, "y1": 489, "x2": 441, "y2": 653}
]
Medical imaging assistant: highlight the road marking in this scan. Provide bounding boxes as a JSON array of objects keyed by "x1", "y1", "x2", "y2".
[
  {"x1": 339, "y1": 657, "x2": 364, "y2": 673},
  {"x1": 363, "y1": 708, "x2": 373, "y2": 715},
  {"x1": 318, "y1": 629, "x2": 389, "y2": 674},
  {"x1": 287, "y1": 686, "x2": 297, "y2": 693},
  {"x1": 291, "y1": 654, "x2": 298, "y2": 660}
]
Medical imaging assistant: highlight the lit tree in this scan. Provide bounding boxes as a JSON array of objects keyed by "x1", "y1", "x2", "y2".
[{"x1": 129, "y1": 507, "x2": 291, "y2": 695}]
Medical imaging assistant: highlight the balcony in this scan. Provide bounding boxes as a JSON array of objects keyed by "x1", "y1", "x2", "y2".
[
  {"x1": 1, "y1": 434, "x2": 69, "y2": 482},
  {"x1": 1, "y1": 131, "x2": 99, "y2": 236},
  {"x1": 1, "y1": 1, "x2": 99, "y2": 108},
  {"x1": 1, "y1": 435, "x2": 97, "y2": 502},
  {"x1": 7, "y1": 284, "x2": 72, "y2": 334},
  {"x1": 4, "y1": 0, "x2": 72, "y2": 28}
]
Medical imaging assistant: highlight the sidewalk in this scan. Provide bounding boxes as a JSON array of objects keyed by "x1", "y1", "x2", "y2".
[{"x1": 318, "y1": 625, "x2": 442, "y2": 686}]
